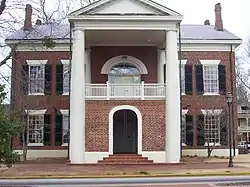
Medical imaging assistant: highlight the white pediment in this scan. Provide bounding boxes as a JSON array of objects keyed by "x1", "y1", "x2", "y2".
[{"x1": 70, "y1": 0, "x2": 181, "y2": 16}]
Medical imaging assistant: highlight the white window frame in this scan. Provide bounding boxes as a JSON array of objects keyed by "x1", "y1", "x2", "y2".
[
  {"x1": 200, "y1": 60, "x2": 220, "y2": 96},
  {"x1": 60, "y1": 109, "x2": 69, "y2": 146},
  {"x1": 61, "y1": 60, "x2": 70, "y2": 95},
  {"x1": 201, "y1": 109, "x2": 222, "y2": 146},
  {"x1": 25, "y1": 109, "x2": 47, "y2": 146},
  {"x1": 182, "y1": 109, "x2": 188, "y2": 146},
  {"x1": 26, "y1": 60, "x2": 47, "y2": 95}
]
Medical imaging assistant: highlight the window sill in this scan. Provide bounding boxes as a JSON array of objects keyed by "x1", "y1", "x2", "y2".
[
  {"x1": 203, "y1": 93, "x2": 220, "y2": 96},
  {"x1": 204, "y1": 143, "x2": 221, "y2": 146},
  {"x1": 181, "y1": 93, "x2": 186, "y2": 96},
  {"x1": 62, "y1": 93, "x2": 69, "y2": 96},
  {"x1": 28, "y1": 93, "x2": 45, "y2": 96},
  {"x1": 28, "y1": 143, "x2": 44, "y2": 146},
  {"x1": 182, "y1": 143, "x2": 187, "y2": 146},
  {"x1": 62, "y1": 143, "x2": 68, "y2": 146}
]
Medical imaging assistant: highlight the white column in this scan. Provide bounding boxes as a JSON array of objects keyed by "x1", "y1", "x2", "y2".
[
  {"x1": 157, "y1": 49, "x2": 165, "y2": 83},
  {"x1": 70, "y1": 29, "x2": 85, "y2": 164},
  {"x1": 165, "y1": 29, "x2": 181, "y2": 163},
  {"x1": 85, "y1": 49, "x2": 91, "y2": 84}
]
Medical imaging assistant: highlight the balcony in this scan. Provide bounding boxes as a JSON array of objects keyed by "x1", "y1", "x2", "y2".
[{"x1": 85, "y1": 81, "x2": 165, "y2": 100}]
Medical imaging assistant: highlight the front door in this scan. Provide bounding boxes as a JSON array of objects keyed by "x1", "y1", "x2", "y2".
[{"x1": 113, "y1": 109, "x2": 138, "y2": 154}]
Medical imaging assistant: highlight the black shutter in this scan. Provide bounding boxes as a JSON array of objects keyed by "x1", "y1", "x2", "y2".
[
  {"x1": 218, "y1": 64, "x2": 226, "y2": 95},
  {"x1": 163, "y1": 64, "x2": 166, "y2": 84},
  {"x1": 195, "y1": 65, "x2": 204, "y2": 94},
  {"x1": 220, "y1": 111, "x2": 228, "y2": 146},
  {"x1": 196, "y1": 114, "x2": 205, "y2": 146},
  {"x1": 185, "y1": 114, "x2": 194, "y2": 146},
  {"x1": 185, "y1": 65, "x2": 193, "y2": 95},
  {"x1": 55, "y1": 114, "x2": 63, "y2": 146},
  {"x1": 56, "y1": 65, "x2": 63, "y2": 95},
  {"x1": 44, "y1": 114, "x2": 51, "y2": 146},
  {"x1": 44, "y1": 64, "x2": 52, "y2": 95},
  {"x1": 22, "y1": 65, "x2": 29, "y2": 94}
]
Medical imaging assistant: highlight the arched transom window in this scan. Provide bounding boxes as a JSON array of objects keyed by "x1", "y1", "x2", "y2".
[{"x1": 108, "y1": 64, "x2": 141, "y2": 84}]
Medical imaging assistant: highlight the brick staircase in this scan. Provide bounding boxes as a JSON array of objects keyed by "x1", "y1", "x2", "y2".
[{"x1": 98, "y1": 154, "x2": 154, "y2": 164}]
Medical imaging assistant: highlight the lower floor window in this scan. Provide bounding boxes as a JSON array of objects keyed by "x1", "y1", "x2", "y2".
[
  {"x1": 181, "y1": 114, "x2": 186, "y2": 144},
  {"x1": 28, "y1": 115, "x2": 44, "y2": 144},
  {"x1": 62, "y1": 114, "x2": 69, "y2": 144},
  {"x1": 204, "y1": 114, "x2": 220, "y2": 144}
]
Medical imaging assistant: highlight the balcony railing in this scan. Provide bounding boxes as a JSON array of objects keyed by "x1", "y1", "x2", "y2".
[{"x1": 85, "y1": 81, "x2": 165, "y2": 100}]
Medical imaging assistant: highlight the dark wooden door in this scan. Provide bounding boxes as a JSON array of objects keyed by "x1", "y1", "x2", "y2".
[{"x1": 113, "y1": 110, "x2": 138, "y2": 154}]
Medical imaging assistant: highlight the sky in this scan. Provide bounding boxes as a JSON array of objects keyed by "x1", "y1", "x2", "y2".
[{"x1": 157, "y1": 0, "x2": 249, "y2": 41}]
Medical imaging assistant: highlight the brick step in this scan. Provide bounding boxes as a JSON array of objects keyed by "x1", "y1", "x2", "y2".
[
  {"x1": 98, "y1": 160, "x2": 154, "y2": 164},
  {"x1": 103, "y1": 157, "x2": 148, "y2": 161},
  {"x1": 98, "y1": 154, "x2": 153, "y2": 165}
]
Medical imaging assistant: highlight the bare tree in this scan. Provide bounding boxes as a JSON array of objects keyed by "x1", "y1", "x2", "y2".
[{"x1": 193, "y1": 108, "x2": 228, "y2": 158}]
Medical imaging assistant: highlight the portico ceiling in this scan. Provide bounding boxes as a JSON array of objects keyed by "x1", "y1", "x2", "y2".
[{"x1": 85, "y1": 30, "x2": 165, "y2": 46}]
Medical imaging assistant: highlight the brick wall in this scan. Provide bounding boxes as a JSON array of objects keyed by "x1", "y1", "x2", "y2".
[{"x1": 11, "y1": 47, "x2": 238, "y2": 150}]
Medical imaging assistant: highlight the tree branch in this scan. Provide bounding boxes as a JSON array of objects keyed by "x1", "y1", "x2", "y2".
[{"x1": 0, "y1": 0, "x2": 6, "y2": 15}]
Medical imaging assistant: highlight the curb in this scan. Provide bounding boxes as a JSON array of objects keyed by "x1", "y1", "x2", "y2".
[{"x1": 1, "y1": 172, "x2": 250, "y2": 179}]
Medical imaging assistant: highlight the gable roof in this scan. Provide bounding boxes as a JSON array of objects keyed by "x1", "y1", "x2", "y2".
[
  {"x1": 5, "y1": 24, "x2": 241, "y2": 41},
  {"x1": 69, "y1": 0, "x2": 181, "y2": 16}
]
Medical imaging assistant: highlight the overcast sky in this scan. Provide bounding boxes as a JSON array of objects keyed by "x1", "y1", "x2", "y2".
[{"x1": 158, "y1": 0, "x2": 249, "y2": 41}]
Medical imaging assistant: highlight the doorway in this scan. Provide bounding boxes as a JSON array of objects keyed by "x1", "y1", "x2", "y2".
[{"x1": 113, "y1": 109, "x2": 138, "y2": 154}]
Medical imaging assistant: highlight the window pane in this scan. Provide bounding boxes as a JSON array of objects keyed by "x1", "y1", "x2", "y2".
[
  {"x1": 62, "y1": 115, "x2": 69, "y2": 144},
  {"x1": 29, "y1": 65, "x2": 45, "y2": 94},
  {"x1": 28, "y1": 115, "x2": 44, "y2": 144},
  {"x1": 204, "y1": 114, "x2": 220, "y2": 143},
  {"x1": 63, "y1": 64, "x2": 70, "y2": 93},
  {"x1": 203, "y1": 65, "x2": 218, "y2": 93}
]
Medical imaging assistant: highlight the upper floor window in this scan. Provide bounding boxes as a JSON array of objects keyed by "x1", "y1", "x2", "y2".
[
  {"x1": 203, "y1": 65, "x2": 218, "y2": 94},
  {"x1": 108, "y1": 63, "x2": 141, "y2": 84},
  {"x1": 196, "y1": 60, "x2": 226, "y2": 95},
  {"x1": 29, "y1": 65, "x2": 45, "y2": 94},
  {"x1": 56, "y1": 60, "x2": 70, "y2": 95},
  {"x1": 22, "y1": 60, "x2": 51, "y2": 95}
]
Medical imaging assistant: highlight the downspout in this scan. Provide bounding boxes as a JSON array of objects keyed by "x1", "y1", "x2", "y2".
[
  {"x1": 178, "y1": 23, "x2": 182, "y2": 159},
  {"x1": 68, "y1": 21, "x2": 73, "y2": 160},
  {"x1": 229, "y1": 44, "x2": 236, "y2": 156}
]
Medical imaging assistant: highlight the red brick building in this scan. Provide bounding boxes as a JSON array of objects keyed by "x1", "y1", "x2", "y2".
[{"x1": 6, "y1": 0, "x2": 241, "y2": 163}]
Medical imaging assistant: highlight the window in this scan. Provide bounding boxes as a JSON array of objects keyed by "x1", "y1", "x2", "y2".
[
  {"x1": 63, "y1": 64, "x2": 70, "y2": 94},
  {"x1": 28, "y1": 115, "x2": 44, "y2": 144},
  {"x1": 203, "y1": 65, "x2": 219, "y2": 94},
  {"x1": 181, "y1": 65, "x2": 185, "y2": 93},
  {"x1": 62, "y1": 114, "x2": 69, "y2": 144},
  {"x1": 181, "y1": 114, "x2": 186, "y2": 145},
  {"x1": 29, "y1": 65, "x2": 45, "y2": 94},
  {"x1": 204, "y1": 113, "x2": 220, "y2": 144}
]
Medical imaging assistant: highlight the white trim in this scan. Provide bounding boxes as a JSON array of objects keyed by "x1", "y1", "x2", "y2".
[
  {"x1": 69, "y1": 0, "x2": 181, "y2": 17},
  {"x1": 182, "y1": 109, "x2": 188, "y2": 115},
  {"x1": 62, "y1": 143, "x2": 68, "y2": 146},
  {"x1": 200, "y1": 60, "x2": 221, "y2": 65},
  {"x1": 60, "y1": 109, "x2": 69, "y2": 115},
  {"x1": 181, "y1": 60, "x2": 188, "y2": 65},
  {"x1": 26, "y1": 60, "x2": 47, "y2": 65},
  {"x1": 28, "y1": 93, "x2": 45, "y2": 96},
  {"x1": 61, "y1": 60, "x2": 70, "y2": 65},
  {"x1": 9, "y1": 43, "x2": 240, "y2": 52},
  {"x1": 109, "y1": 105, "x2": 142, "y2": 154},
  {"x1": 101, "y1": 55, "x2": 148, "y2": 74},
  {"x1": 201, "y1": 109, "x2": 222, "y2": 115},
  {"x1": 25, "y1": 109, "x2": 47, "y2": 115},
  {"x1": 27, "y1": 143, "x2": 44, "y2": 147},
  {"x1": 204, "y1": 142, "x2": 221, "y2": 146},
  {"x1": 182, "y1": 39, "x2": 242, "y2": 45}
]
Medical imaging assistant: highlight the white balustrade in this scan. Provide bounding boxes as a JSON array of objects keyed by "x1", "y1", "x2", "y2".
[{"x1": 85, "y1": 82, "x2": 165, "y2": 100}]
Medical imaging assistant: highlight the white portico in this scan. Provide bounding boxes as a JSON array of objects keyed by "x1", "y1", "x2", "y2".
[{"x1": 68, "y1": 0, "x2": 183, "y2": 164}]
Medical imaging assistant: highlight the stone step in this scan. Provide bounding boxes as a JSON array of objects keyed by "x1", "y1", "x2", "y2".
[
  {"x1": 99, "y1": 154, "x2": 153, "y2": 164},
  {"x1": 98, "y1": 160, "x2": 154, "y2": 164}
]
